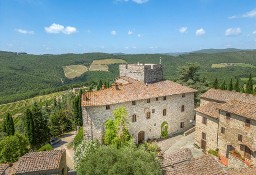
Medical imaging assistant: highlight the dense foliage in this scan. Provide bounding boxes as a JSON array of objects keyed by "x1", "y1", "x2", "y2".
[
  {"x1": 73, "y1": 127, "x2": 84, "y2": 149},
  {"x1": 37, "y1": 144, "x2": 53, "y2": 152},
  {"x1": 2, "y1": 113, "x2": 15, "y2": 136},
  {"x1": 77, "y1": 144, "x2": 162, "y2": 175},
  {"x1": 0, "y1": 134, "x2": 29, "y2": 163}
]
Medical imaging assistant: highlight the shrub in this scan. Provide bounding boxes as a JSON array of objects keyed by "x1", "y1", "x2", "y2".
[
  {"x1": 208, "y1": 149, "x2": 218, "y2": 157},
  {"x1": 38, "y1": 144, "x2": 53, "y2": 152},
  {"x1": 139, "y1": 142, "x2": 160, "y2": 154},
  {"x1": 161, "y1": 121, "x2": 168, "y2": 138},
  {"x1": 73, "y1": 128, "x2": 83, "y2": 149}
]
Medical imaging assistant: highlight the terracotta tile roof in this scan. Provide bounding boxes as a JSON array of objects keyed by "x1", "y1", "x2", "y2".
[
  {"x1": 15, "y1": 150, "x2": 64, "y2": 174},
  {"x1": 0, "y1": 164, "x2": 9, "y2": 175},
  {"x1": 163, "y1": 154, "x2": 226, "y2": 175},
  {"x1": 0, "y1": 163, "x2": 16, "y2": 175},
  {"x1": 228, "y1": 167, "x2": 256, "y2": 175},
  {"x1": 115, "y1": 76, "x2": 140, "y2": 84},
  {"x1": 82, "y1": 78, "x2": 197, "y2": 106},
  {"x1": 218, "y1": 100, "x2": 256, "y2": 120},
  {"x1": 201, "y1": 88, "x2": 256, "y2": 104},
  {"x1": 161, "y1": 148, "x2": 193, "y2": 168},
  {"x1": 195, "y1": 102, "x2": 221, "y2": 119}
]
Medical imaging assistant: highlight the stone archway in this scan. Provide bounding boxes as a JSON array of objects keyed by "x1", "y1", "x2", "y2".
[{"x1": 138, "y1": 131, "x2": 145, "y2": 144}]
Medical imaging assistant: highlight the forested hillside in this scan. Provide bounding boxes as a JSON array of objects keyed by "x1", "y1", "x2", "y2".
[{"x1": 1, "y1": 50, "x2": 256, "y2": 104}]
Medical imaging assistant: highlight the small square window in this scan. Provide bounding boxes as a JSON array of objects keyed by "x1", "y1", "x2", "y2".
[
  {"x1": 180, "y1": 122, "x2": 184, "y2": 128},
  {"x1": 245, "y1": 119, "x2": 250, "y2": 128},
  {"x1": 156, "y1": 97, "x2": 159, "y2": 101},
  {"x1": 221, "y1": 127, "x2": 225, "y2": 134},
  {"x1": 147, "y1": 99, "x2": 150, "y2": 103},
  {"x1": 132, "y1": 101, "x2": 136, "y2": 105},
  {"x1": 132, "y1": 114, "x2": 137, "y2": 122},
  {"x1": 202, "y1": 117, "x2": 207, "y2": 125},
  {"x1": 152, "y1": 109, "x2": 155, "y2": 113},
  {"x1": 163, "y1": 96, "x2": 167, "y2": 100},
  {"x1": 106, "y1": 105, "x2": 110, "y2": 110},
  {"x1": 202, "y1": 132, "x2": 206, "y2": 140},
  {"x1": 238, "y1": 134, "x2": 243, "y2": 142},
  {"x1": 146, "y1": 112, "x2": 151, "y2": 119},
  {"x1": 182, "y1": 93, "x2": 186, "y2": 98}
]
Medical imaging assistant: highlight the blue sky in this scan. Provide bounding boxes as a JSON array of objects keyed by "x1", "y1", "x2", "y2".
[{"x1": 0, "y1": 0, "x2": 256, "y2": 54}]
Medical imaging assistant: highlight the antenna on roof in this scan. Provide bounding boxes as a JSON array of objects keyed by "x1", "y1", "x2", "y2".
[{"x1": 159, "y1": 57, "x2": 162, "y2": 64}]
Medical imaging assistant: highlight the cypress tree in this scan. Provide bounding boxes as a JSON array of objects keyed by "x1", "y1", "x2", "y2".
[
  {"x1": 228, "y1": 79, "x2": 233, "y2": 91},
  {"x1": 73, "y1": 96, "x2": 82, "y2": 126},
  {"x1": 220, "y1": 81, "x2": 227, "y2": 90},
  {"x1": 3, "y1": 113, "x2": 15, "y2": 136},
  {"x1": 234, "y1": 79, "x2": 240, "y2": 92},
  {"x1": 97, "y1": 80, "x2": 103, "y2": 90},
  {"x1": 213, "y1": 78, "x2": 219, "y2": 89},
  {"x1": 25, "y1": 109, "x2": 35, "y2": 147},
  {"x1": 246, "y1": 74, "x2": 253, "y2": 94}
]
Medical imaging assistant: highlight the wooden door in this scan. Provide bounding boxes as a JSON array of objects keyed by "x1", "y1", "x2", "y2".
[
  {"x1": 201, "y1": 139, "x2": 206, "y2": 150},
  {"x1": 138, "y1": 131, "x2": 145, "y2": 144},
  {"x1": 244, "y1": 146, "x2": 251, "y2": 160}
]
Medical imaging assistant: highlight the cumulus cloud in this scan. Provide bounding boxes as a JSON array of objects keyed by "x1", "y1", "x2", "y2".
[
  {"x1": 45, "y1": 23, "x2": 77, "y2": 34},
  {"x1": 253, "y1": 31, "x2": 256, "y2": 35},
  {"x1": 229, "y1": 9, "x2": 256, "y2": 19},
  {"x1": 132, "y1": 0, "x2": 148, "y2": 4},
  {"x1": 137, "y1": 34, "x2": 143, "y2": 38},
  {"x1": 111, "y1": 30, "x2": 117, "y2": 35},
  {"x1": 179, "y1": 27, "x2": 187, "y2": 33},
  {"x1": 195, "y1": 28, "x2": 205, "y2": 36},
  {"x1": 16, "y1": 29, "x2": 34, "y2": 34},
  {"x1": 128, "y1": 30, "x2": 133, "y2": 35},
  {"x1": 225, "y1": 28, "x2": 241, "y2": 36}
]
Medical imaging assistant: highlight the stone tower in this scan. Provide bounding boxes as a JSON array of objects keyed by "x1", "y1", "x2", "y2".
[{"x1": 119, "y1": 63, "x2": 163, "y2": 84}]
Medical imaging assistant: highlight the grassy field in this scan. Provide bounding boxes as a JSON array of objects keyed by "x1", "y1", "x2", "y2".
[
  {"x1": 63, "y1": 65, "x2": 88, "y2": 79},
  {"x1": 89, "y1": 64, "x2": 109, "y2": 71},
  {"x1": 211, "y1": 63, "x2": 256, "y2": 69},
  {"x1": 0, "y1": 91, "x2": 68, "y2": 119},
  {"x1": 91, "y1": 59, "x2": 127, "y2": 65}
]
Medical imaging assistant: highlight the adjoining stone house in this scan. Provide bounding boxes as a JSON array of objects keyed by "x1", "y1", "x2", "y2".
[
  {"x1": 195, "y1": 88, "x2": 256, "y2": 165},
  {"x1": 160, "y1": 148, "x2": 226, "y2": 175},
  {"x1": 0, "y1": 150, "x2": 67, "y2": 175},
  {"x1": 82, "y1": 63, "x2": 197, "y2": 143}
]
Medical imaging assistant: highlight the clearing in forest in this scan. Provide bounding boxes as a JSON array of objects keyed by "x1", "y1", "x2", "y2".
[
  {"x1": 63, "y1": 65, "x2": 88, "y2": 79},
  {"x1": 211, "y1": 63, "x2": 256, "y2": 69},
  {"x1": 89, "y1": 59, "x2": 127, "y2": 71}
]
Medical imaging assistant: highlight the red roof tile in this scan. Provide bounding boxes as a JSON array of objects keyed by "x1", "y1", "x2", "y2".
[
  {"x1": 82, "y1": 78, "x2": 197, "y2": 106},
  {"x1": 228, "y1": 167, "x2": 256, "y2": 175},
  {"x1": 195, "y1": 102, "x2": 220, "y2": 119}
]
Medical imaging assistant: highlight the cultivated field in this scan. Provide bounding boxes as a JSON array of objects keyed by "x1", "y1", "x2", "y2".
[
  {"x1": 91, "y1": 59, "x2": 127, "y2": 65},
  {"x1": 0, "y1": 91, "x2": 68, "y2": 119},
  {"x1": 211, "y1": 63, "x2": 256, "y2": 69},
  {"x1": 63, "y1": 65, "x2": 88, "y2": 79},
  {"x1": 89, "y1": 64, "x2": 109, "y2": 71}
]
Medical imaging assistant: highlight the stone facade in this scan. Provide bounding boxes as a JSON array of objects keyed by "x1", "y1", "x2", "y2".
[
  {"x1": 83, "y1": 93, "x2": 195, "y2": 143},
  {"x1": 195, "y1": 112, "x2": 218, "y2": 151},
  {"x1": 119, "y1": 64, "x2": 163, "y2": 84},
  {"x1": 218, "y1": 111, "x2": 256, "y2": 164}
]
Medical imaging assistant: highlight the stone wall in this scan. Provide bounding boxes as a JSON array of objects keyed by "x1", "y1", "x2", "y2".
[
  {"x1": 119, "y1": 64, "x2": 163, "y2": 84},
  {"x1": 228, "y1": 154, "x2": 248, "y2": 169},
  {"x1": 83, "y1": 92, "x2": 195, "y2": 143},
  {"x1": 195, "y1": 112, "x2": 219, "y2": 151},
  {"x1": 218, "y1": 110, "x2": 256, "y2": 164}
]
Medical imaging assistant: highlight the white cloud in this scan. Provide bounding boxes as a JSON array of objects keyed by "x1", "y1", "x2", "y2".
[
  {"x1": 111, "y1": 30, "x2": 117, "y2": 35},
  {"x1": 16, "y1": 29, "x2": 34, "y2": 34},
  {"x1": 225, "y1": 28, "x2": 241, "y2": 36},
  {"x1": 179, "y1": 27, "x2": 187, "y2": 33},
  {"x1": 45, "y1": 23, "x2": 77, "y2": 34},
  {"x1": 128, "y1": 30, "x2": 133, "y2": 35},
  {"x1": 195, "y1": 28, "x2": 205, "y2": 36},
  {"x1": 242, "y1": 9, "x2": 256, "y2": 18},
  {"x1": 253, "y1": 31, "x2": 256, "y2": 35},
  {"x1": 229, "y1": 9, "x2": 256, "y2": 19},
  {"x1": 132, "y1": 0, "x2": 148, "y2": 4},
  {"x1": 137, "y1": 34, "x2": 143, "y2": 38}
]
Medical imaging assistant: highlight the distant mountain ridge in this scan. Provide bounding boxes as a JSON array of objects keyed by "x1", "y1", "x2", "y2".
[{"x1": 191, "y1": 48, "x2": 243, "y2": 54}]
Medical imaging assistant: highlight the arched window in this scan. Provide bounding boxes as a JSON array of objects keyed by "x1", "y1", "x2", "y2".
[
  {"x1": 163, "y1": 109, "x2": 167, "y2": 116},
  {"x1": 146, "y1": 112, "x2": 151, "y2": 119},
  {"x1": 132, "y1": 114, "x2": 137, "y2": 122}
]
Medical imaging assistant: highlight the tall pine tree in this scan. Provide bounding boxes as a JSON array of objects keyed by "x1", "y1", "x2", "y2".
[
  {"x1": 3, "y1": 113, "x2": 15, "y2": 136},
  {"x1": 228, "y1": 79, "x2": 233, "y2": 91},
  {"x1": 73, "y1": 95, "x2": 83, "y2": 127},
  {"x1": 213, "y1": 78, "x2": 219, "y2": 89},
  {"x1": 234, "y1": 79, "x2": 240, "y2": 92},
  {"x1": 32, "y1": 102, "x2": 50, "y2": 148},
  {"x1": 246, "y1": 74, "x2": 253, "y2": 94},
  {"x1": 24, "y1": 109, "x2": 35, "y2": 148}
]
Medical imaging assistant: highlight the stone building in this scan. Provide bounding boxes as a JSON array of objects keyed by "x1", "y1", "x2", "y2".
[
  {"x1": 195, "y1": 88, "x2": 256, "y2": 165},
  {"x1": 82, "y1": 63, "x2": 197, "y2": 143},
  {"x1": 0, "y1": 150, "x2": 67, "y2": 175}
]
